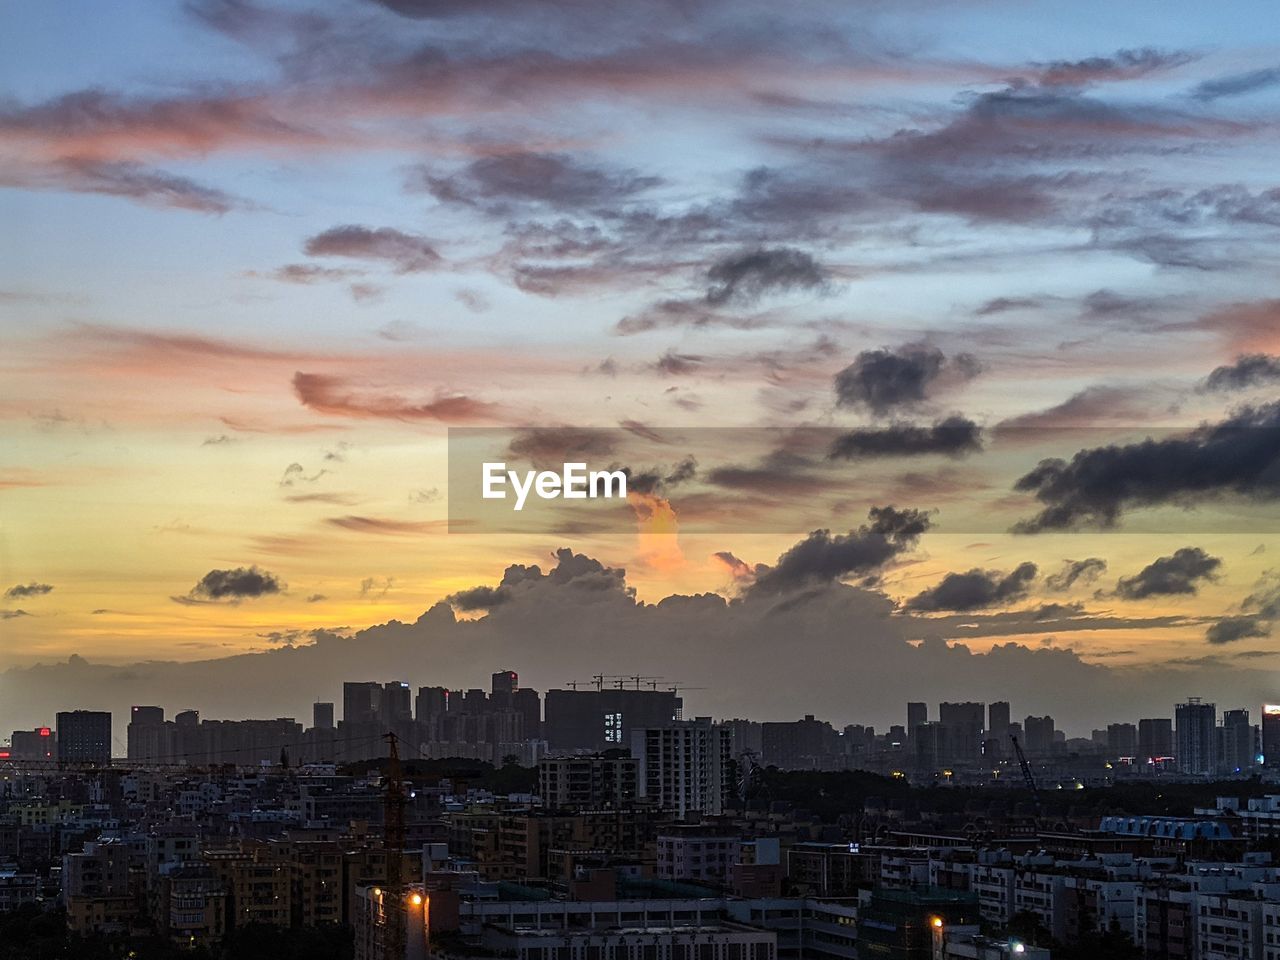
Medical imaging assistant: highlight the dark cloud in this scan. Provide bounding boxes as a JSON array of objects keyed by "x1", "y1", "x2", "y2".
[
  {"x1": 4, "y1": 582, "x2": 54, "y2": 600},
  {"x1": 447, "y1": 585, "x2": 511, "y2": 611},
  {"x1": 293, "y1": 372, "x2": 499, "y2": 422},
  {"x1": 1206, "y1": 616, "x2": 1270, "y2": 645},
  {"x1": 179, "y1": 566, "x2": 283, "y2": 602},
  {"x1": 1114, "y1": 547, "x2": 1221, "y2": 599},
  {"x1": 0, "y1": 609, "x2": 31, "y2": 620},
  {"x1": 1045, "y1": 557, "x2": 1107, "y2": 592},
  {"x1": 416, "y1": 152, "x2": 660, "y2": 211},
  {"x1": 303, "y1": 226, "x2": 442, "y2": 273},
  {"x1": 306, "y1": 593, "x2": 328, "y2": 603},
  {"x1": 905, "y1": 562, "x2": 1037, "y2": 613},
  {"x1": 1189, "y1": 65, "x2": 1280, "y2": 102},
  {"x1": 828, "y1": 416, "x2": 982, "y2": 460},
  {"x1": 1013, "y1": 401, "x2": 1280, "y2": 531},
  {"x1": 748, "y1": 506, "x2": 931, "y2": 595},
  {"x1": 623, "y1": 456, "x2": 697, "y2": 495},
  {"x1": 1032, "y1": 49, "x2": 1195, "y2": 88},
  {"x1": 654, "y1": 351, "x2": 706, "y2": 376},
  {"x1": 507, "y1": 427, "x2": 618, "y2": 469},
  {"x1": 834, "y1": 345, "x2": 980, "y2": 415},
  {"x1": 1202, "y1": 354, "x2": 1280, "y2": 392},
  {"x1": 704, "y1": 247, "x2": 827, "y2": 306},
  {"x1": 705, "y1": 449, "x2": 829, "y2": 497}
]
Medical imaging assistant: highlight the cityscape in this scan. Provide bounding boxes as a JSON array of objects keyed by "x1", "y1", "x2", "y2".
[
  {"x1": 5, "y1": 671, "x2": 1280, "y2": 958},
  {"x1": 6, "y1": 0, "x2": 1280, "y2": 959}
]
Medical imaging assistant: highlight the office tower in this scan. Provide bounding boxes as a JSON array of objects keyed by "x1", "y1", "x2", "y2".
[
  {"x1": 1023, "y1": 715, "x2": 1055, "y2": 756},
  {"x1": 131, "y1": 706, "x2": 163, "y2": 726},
  {"x1": 56, "y1": 710, "x2": 112, "y2": 763},
  {"x1": 1107, "y1": 722, "x2": 1138, "y2": 759},
  {"x1": 986, "y1": 701, "x2": 1012, "y2": 759},
  {"x1": 312, "y1": 702, "x2": 335, "y2": 731},
  {"x1": 1265, "y1": 705, "x2": 1280, "y2": 768},
  {"x1": 491, "y1": 670, "x2": 518, "y2": 705},
  {"x1": 1175, "y1": 699, "x2": 1217, "y2": 775},
  {"x1": 632, "y1": 718, "x2": 731, "y2": 818},
  {"x1": 343, "y1": 682, "x2": 382, "y2": 725},
  {"x1": 127, "y1": 706, "x2": 169, "y2": 762},
  {"x1": 760, "y1": 715, "x2": 839, "y2": 769},
  {"x1": 9, "y1": 726, "x2": 55, "y2": 761},
  {"x1": 939, "y1": 702, "x2": 985, "y2": 762},
  {"x1": 380, "y1": 681, "x2": 412, "y2": 725},
  {"x1": 1220, "y1": 709, "x2": 1254, "y2": 773},
  {"x1": 988, "y1": 702, "x2": 1011, "y2": 741},
  {"x1": 907, "y1": 702, "x2": 928, "y2": 736},
  {"x1": 544, "y1": 688, "x2": 681, "y2": 751},
  {"x1": 914, "y1": 721, "x2": 948, "y2": 771},
  {"x1": 512, "y1": 687, "x2": 542, "y2": 741},
  {"x1": 1138, "y1": 718, "x2": 1174, "y2": 763}
]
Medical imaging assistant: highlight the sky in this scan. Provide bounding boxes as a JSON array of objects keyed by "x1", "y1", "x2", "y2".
[{"x1": 2, "y1": 0, "x2": 1280, "y2": 737}]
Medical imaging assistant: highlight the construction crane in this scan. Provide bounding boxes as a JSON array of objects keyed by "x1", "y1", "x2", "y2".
[
  {"x1": 1009, "y1": 734, "x2": 1043, "y2": 818},
  {"x1": 383, "y1": 732, "x2": 406, "y2": 960}
]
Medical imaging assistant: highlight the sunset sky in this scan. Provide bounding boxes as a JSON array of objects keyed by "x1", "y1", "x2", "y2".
[{"x1": 2, "y1": 1, "x2": 1280, "y2": 731}]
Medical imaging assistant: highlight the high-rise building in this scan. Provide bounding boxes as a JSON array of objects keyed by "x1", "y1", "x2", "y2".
[
  {"x1": 544, "y1": 688, "x2": 681, "y2": 752},
  {"x1": 379, "y1": 681, "x2": 412, "y2": 726},
  {"x1": 56, "y1": 710, "x2": 112, "y2": 764},
  {"x1": 632, "y1": 718, "x2": 731, "y2": 818},
  {"x1": 988, "y1": 702, "x2": 1011, "y2": 741},
  {"x1": 491, "y1": 670, "x2": 518, "y2": 704},
  {"x1": 760, "y1": 715, "x2": 839, "y2": 769},
  {"x1": 512, "y1": 687, "x2": 542, "y2": 741},
  {"x1": 1175, "y1": 699, "x2": 1217, "y2": 776},
  {"x1": 1138, "y1": 718, "x2": 1174, "y2": 764},
  {"x1": 939, "y1": 702, "x2": 985, "y2": 763},
  {"x1": 1264, "y1": 705, "x2": 1280, "y2": 768},
  {"x1": 312, "y1": 702, "x2": 334, "y2": 731},
  {"x1": 907, "y1": 702, "x2": 928, "y2": 736},
  {"x1": 1220, "y1": 709, "x2": 1254, "y2": 774},
  {"x1": 1107, "y1": 722, "x2": 1138, "y2": 759},
  {"x1": 1023, "y1": 715, "x2": 1055, "y2": 756},
  {"x1": 9, "y1": 726, "x2": 55, "y2": 761},
  {"x1": 343, "y1": 682, "x2": 382, "y2": 725},
  {"x1": 986, "y1": 701, "x2": 1012, "y2": 759},
  {"x1": 127, "y1": 706, "x2": 170, "y2": 762}
]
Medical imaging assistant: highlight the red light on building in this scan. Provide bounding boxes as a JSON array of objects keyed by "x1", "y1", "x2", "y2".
[
  {"x1": 0, "y1": 751, "x2": 10, "y2": 759},
  {"x1": 38, "y1": 727, "x2": 51, "y2": 737}
]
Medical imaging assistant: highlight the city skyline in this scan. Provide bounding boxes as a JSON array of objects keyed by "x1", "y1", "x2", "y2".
[{"x1": 4, "y1": 2, "x2": 1280, "y2": 732}]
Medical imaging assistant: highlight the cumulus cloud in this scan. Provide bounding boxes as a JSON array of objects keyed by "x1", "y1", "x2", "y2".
[
  {"x1": 905, "y1": 562, "x2": 1038, "y2": 613},
  {"x1": 747, "y1": 506, "x2": 931, "y2": 595},
  {"x1": 1013, "y1": 401, "x2": 1280, "y2": 531},
  {"x1": 1206, "y1": 615, "x2": 1270, "y2": 645},
  {"x1": 834, "y1": 345, "x2": 980, "y2": 415},
  {"x1": 829, "y1": 416, "x2": 982, "y2": 460},
  {"x1": 1114, "y1": 547, "x2": 1222, "y2": 599},
  {"x1": 176, "y1": 566, "x2": 283, "y2": 603},
  {"x1": 303, "y1": 225, "x2": 443, "y2": 273},
  {"x1": 1201, "y1": 354, "x2": 1280, "y2": 392},
  {"x1": 4, "y1": 582, "x2": 54, "y2": 600},
  {"x1": 1045, "y1": 557, "x2": 1107, "y2": 592}
]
